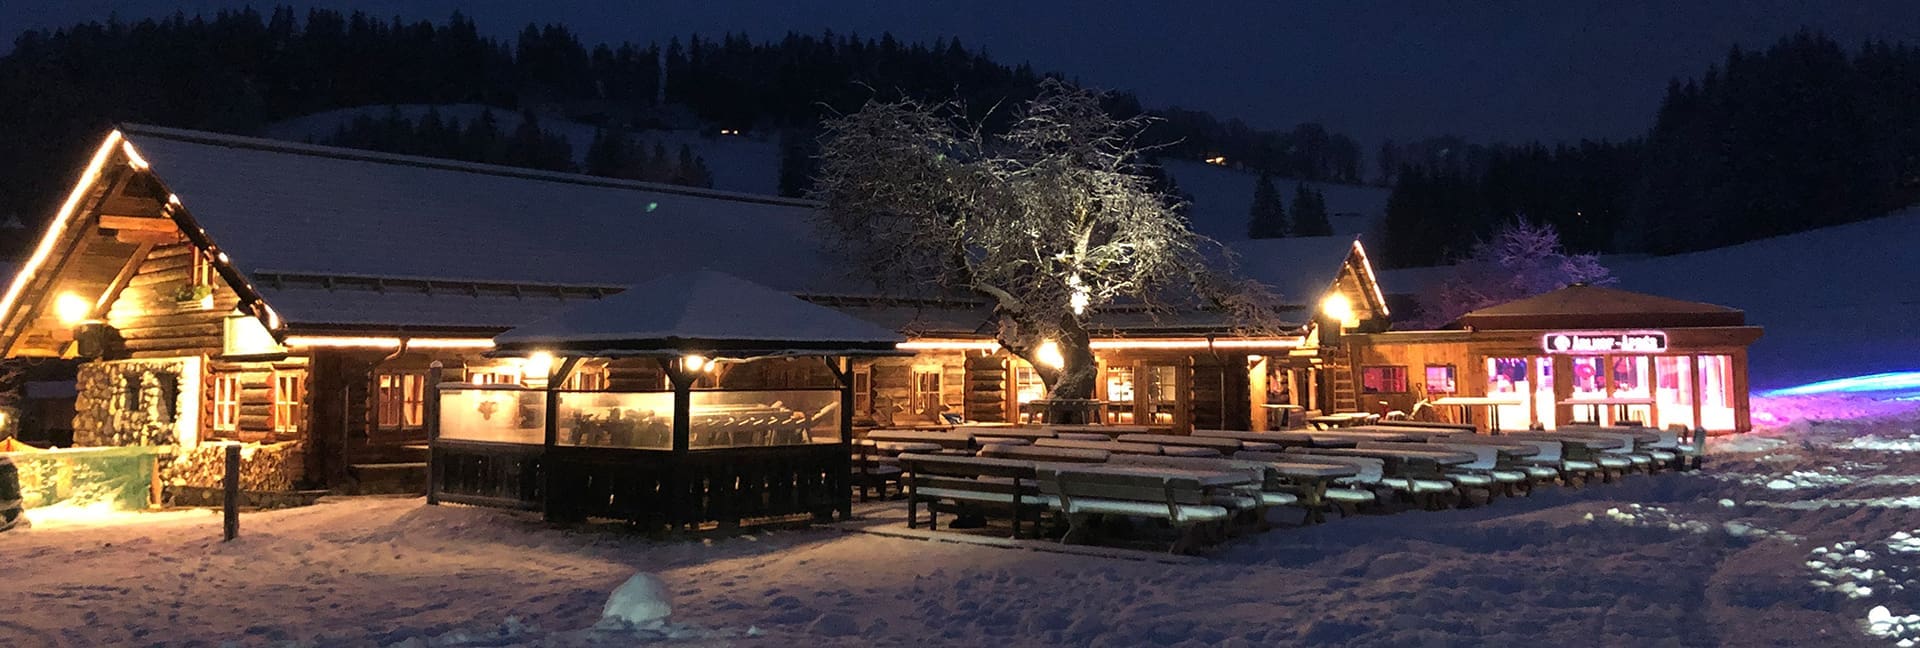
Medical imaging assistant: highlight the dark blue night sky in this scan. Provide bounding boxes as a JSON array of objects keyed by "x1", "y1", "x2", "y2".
[{"x1": 4, "y1": 1, "x2": 1918, "y2": 144}]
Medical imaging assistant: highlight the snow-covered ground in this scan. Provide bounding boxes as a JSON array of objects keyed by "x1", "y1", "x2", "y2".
[{"x1": 0, "y1": 394, "x2": 1916, "y2": 646}]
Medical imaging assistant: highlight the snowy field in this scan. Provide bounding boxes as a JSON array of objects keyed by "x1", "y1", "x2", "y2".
[{"x1": 0, "y1": 394, "x2": 1915, "y2": 647}]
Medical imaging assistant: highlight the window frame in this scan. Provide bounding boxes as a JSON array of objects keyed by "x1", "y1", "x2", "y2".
[
  {"x1": 273, "y1": 372, "x2": 305, "y2": 434},
  {"x1": 375, "y1": 372, "x2": 426, "y2": 429},
  {"x1": 210, "y1": 374, "x2": 241, "y2": 432},
  {"x1": 1423, "y1": 364, "x2": 1457, "y2": 395},
  {"x1": 1359, "y1": 365, "x2": 1410, "y2": 394}
]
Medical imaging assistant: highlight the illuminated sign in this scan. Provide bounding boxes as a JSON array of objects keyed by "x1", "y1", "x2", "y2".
[{"x1": 1541, "y1": 331, "x2": 1668, "y2": 354}]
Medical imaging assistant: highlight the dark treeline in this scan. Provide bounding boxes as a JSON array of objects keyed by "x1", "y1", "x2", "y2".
[
  {"x1": 0, "y1": 7, "x2": 1366, "y2": 256},
  {"x1": 1381, "y1": 31, "x2": 1920, "y2": 266},
  {"x1": 320, "y1": 107, "x2": 715, "y2": 188}
]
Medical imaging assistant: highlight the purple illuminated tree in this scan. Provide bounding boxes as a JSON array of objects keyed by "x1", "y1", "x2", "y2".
[{"x1": 1412, "y1": 219, "x2": 1613, "y2": 328}]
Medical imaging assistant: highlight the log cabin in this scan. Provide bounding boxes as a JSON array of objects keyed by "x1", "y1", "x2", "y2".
[{"x1": 0, "y1": 126, "x2": 1389, "y2": 494}]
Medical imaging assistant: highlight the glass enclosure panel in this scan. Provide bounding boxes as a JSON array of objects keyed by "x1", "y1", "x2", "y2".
[
  {"x1": 1698, "y1": 354, "x2": 1736, "y2": 430},
  {"x1": 1611, "y1": 356, "x2": 1652, "y2": 424},
  {"x1": 1655, "y1": 356, "x2": 1695, "y2": 430},
  {"x1": 1015, "y1": 366, "x2": 1046, "y2": 404},
  {"x1": 1535, "y1": 358, "x2": 1557, "y2": 430},
  {"x1": 1486, "y1": 357, "x2": 1535, "y2": 430},
  {"x1": 1143, "y1": 365, "x2": 1178, "y2": 424},
  {"x1": 1105, "y1": 366, "x2": 1136, "y2": 424},
  {"x1": 439, "y1": 386, "x2": 545, "y2": 444},
  {"x1": 691, "y1": 390, "x2": 841, "y2": 447},
  {"x1": 557, "y1": 390, "x2": 674, "y2": 449}
]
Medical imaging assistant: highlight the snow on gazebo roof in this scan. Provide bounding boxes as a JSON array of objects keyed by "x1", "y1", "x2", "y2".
[
  {"x1": 492, "y1": 270, "x2": 906, "y2": 356},
  {"x1": 1457, "y1": 284, "x2": 1747, "y2": 330}
]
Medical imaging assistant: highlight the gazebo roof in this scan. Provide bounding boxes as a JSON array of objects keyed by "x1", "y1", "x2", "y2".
[
  {"x1": 493, "y1": 270, "x2": 907, "y2": 356},
  {"x1": 1456, "y1": 284, "x2": 1746, "y2": 330}
]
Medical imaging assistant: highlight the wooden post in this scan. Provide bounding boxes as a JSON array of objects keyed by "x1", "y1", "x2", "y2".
[
  {"x1": 835, "y1": 357, "x2": 855, "y2": 521},
  {"x1": 222, "y1": 441, "x2": 240, "y2": 541},
  {"x1": 659, "y1": 357, "x2": 695, "y2": 531},
  {"x1": 424, "y1": 361, "x2": 442, "y2": 506}
]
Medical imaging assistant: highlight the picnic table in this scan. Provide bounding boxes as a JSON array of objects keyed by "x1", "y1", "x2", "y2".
[
  {"x1": 970, "y1": 428, "x2": 1059, "y2": 442},
  {"x1": 978, "y1": 444, "x2": 1109, "y2": 463},
  {"x1": 1306, "y1": 446, "x2": 1478, "y2": 466},
  {"x1": 1307, "y1": 429, "x2": 1423, "y2": 443},
  {"x1": 1307, "y1": 412, "x2": 1375, "y2": 429},
  {"x1": 1116, "y1": 433, "x2": 1264, "y2": 453},
  {"x1": 1034, "y1": 462, "x2": 1254, "y2": 488},
  {"x1": 1033, "y1": 438, "x2": 1165, "y2": 456},
  {"x1": 867, "y1": 440, "x2": 942, "y2": 454},
  {"x1": 1504, "y1": 431, "x2": 1628, "y2": 450},
  {"x1": 1431, "y1": 396, "x2": 1526, "y2": 432},
  {"x1": 1192, "y1": 429, "x2": 1319, "y2": 449},
  {"x1": 1046, "y1": 424, "x2": 1158, "y2": 437},
  {"x1": 868, "y1": 429, "x2": 971, "y2": 444},
  {"x1": 1555, "y1": 424, "x2": 1661, "y2": 444}
]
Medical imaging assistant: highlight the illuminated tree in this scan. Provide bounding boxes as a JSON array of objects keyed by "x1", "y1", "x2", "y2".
[
  {"x1": 814, "y1": 81, "x2": 1275, "y2": 405},
  {"x1": 1413, "y1": 219, "x2": 1613, "y2": 328}
]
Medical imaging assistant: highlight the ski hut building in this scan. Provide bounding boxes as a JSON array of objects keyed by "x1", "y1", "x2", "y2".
[
  {"x1": 0, "y1": 125, "x2": 1387, "y2": 499},
  {"x1": 1340, "y1": 284, "x2": 1763, "y2": 434}
]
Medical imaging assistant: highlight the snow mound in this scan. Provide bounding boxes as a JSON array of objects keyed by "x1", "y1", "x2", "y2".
[
  {"x1": 601, "y1": 572, "x2": 673, "y2": 627},
  {"x1": 1839, "y1": 435, "x2": 1920, "y2": 453}
]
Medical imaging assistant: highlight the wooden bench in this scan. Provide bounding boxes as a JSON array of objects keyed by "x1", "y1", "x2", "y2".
[
  {"x1": 1192, "y1": 429, "x2": 1316, "y2": 448},
  {"x1": 852, "y1": 439, "x2": 941, "y2": 500},
  {"x1": 1372, "y1": 420, "x2": 1476, "y2": 433},
  {"x1": 1115, "y1": 434, "x2": 1247, "y2": 454},
  {"x1": 1239, "y1": 450, "x2": 1383, "y2": 519},
  {"x1": 1033, "y1": 438, "x2": 1165, "y2": 456},
  {"x1": 1107, "y1": 454, "x2": 1304, "y2": 529},
  {"x1": 866, "y1": 429, "x2": 975, "y2": 453},
  {"x1": 898, "y1": 453, "x2": 1053, "y2": 538},
  {"x1": 1423, "y1": 435, "x2": 1562, "y2": 491},
  {"x1": 1035, "y1": 467, "x2": 1233, "y2": 554},
  {"x1": 1660, "y1": 424, "x2": 1707, "y2": 470},
  {"x1": 978, "y1": 444, "x2": 1110, "y2": 464},
  {"x1": 1288, "y1": 447, "x2": 1463, "y2": 509}
]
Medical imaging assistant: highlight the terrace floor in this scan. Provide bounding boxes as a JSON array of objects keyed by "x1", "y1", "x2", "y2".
[{"x1": 1, "y1": 392, "x2": 1916, "y2": 647}]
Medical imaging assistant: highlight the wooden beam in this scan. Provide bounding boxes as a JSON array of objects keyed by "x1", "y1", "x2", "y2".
[
  {"x1": 98, "y1": 214, "x2": 179, "y2": 232},
  {"x1": 114, "y1": 230, "x2": 184, "y2": 245},
  {"x1": 91, "y1": 241, "x2": 155, "y2": 320}
]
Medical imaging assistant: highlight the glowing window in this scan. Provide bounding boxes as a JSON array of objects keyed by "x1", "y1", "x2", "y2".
[
  {"x1": 1360, "y1": 366, "x2": 1408, "y2": 394},
  {"x1": 273, "y1": 373, "x2": 305, "y2": 433},
  {"x1": 211, "y1": 375, "x2": 240, "y2": 432},
  {"x1": 376, "y1": 373, "x2": 425, "y2": 428}
]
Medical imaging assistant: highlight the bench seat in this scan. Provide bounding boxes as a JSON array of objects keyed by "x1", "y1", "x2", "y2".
[
  {"x1": 1323, "y1": 488, "x2": 1375, "y2": 504},
  {"x1": 1065, "y1": 498, "x2": 1230, "y2": 524},
  {"x1": 915, "y1": 485, "x2": 1059, "y2": 509}
]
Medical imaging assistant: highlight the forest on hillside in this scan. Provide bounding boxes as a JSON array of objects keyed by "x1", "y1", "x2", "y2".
[
  {"x1": 1376, "y1": 31, "x2": 1920, "y2": 265},
  {"x1": 0, "y1": 6, "x2": 1366, "y2": 258}
]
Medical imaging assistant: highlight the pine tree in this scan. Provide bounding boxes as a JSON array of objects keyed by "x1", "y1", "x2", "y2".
[
  {"x1": 1245, "y1": 172, "x2": 1288, "y2": 238},
  {"x1": 1291, "y1": 182, "x2": 1333, "y2": 236}
]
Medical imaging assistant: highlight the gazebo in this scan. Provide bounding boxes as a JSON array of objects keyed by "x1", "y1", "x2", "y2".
[{"x1": 427, "y1": 270, "x2": 907, "y2": 528}]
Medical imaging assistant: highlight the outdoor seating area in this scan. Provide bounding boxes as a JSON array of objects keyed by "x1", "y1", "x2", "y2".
[{"x1": 862, "y1": 417, "x2": 1709, "y2": 553}]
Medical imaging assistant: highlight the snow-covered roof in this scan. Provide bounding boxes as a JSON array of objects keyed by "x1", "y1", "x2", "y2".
[
  {"x1": 120, "y1": 124, "x2": 842, "y2": 298},
  {"x1": 1458, "y1": 284, "x2": 1747, "y2": 330},
  {"x1": 494, "y1": 270, "x2": 905, "y2": 354},
  {"x1": 1223, "y1": 235, "x2": 1364, "y2": 306},
  {"x1": 107, "y1": 125, "x2": 1367, "y2": 334}
]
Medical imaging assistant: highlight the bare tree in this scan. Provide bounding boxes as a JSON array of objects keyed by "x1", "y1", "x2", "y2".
[
  {"x1": 1412, "y1": 219, "x2": 1614, "y2": 328},
  {"x1": 814, "y1": 81, "x2": 1274, "y2": 402}
]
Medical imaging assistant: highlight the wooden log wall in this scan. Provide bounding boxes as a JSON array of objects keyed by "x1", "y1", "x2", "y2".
[
  {"x1": 204, "y1": 357, "x2": 308, "y2": 445},
  {"x1": 963, "y1": 356, "x2": 1008, "y2": 422},
  {"x1": 105, "y1": 243, "x2": 238, "y2": 359}
]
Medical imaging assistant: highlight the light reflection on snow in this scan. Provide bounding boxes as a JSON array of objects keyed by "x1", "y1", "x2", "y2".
[{"x1": 1768, "y1": 371, "x2": 1920, "y2": 399}]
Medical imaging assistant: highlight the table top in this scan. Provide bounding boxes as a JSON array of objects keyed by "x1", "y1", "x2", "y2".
[
  {"x1": 1309, "y1": 430, "x2": 1422, "y2": 443},
  {"x1": 1159, "y1": 445, "x2": 1223, "y2": 457},
  {"x1": 1036, "y1": 462, "x2": 1253, "y2": 487},
  {"x1": 1432, "y1": 396, "x2": 1527, "y2": 406},
  {"x1": 1308, "y1": 446, "x2": 1478, "y2": 465},
  {"x1": 1034, "y1": 439, "x2": 1164, "y2": 455},
  {"x1": 951, "y1": 422, "x2": 1016, "y2": 428},
  {"x1": 1426, "y1": 440, "x2": 1540, "y2": 457},
  {"x1": 1116, "y1": 433, "x2": 1243, "y2": 450},
  {"x1": 1557, "y1": 396, "x2": 1657, "y2": 406},
  {"x1": 1552, "y1": 426, "x2": 1661, "y2": 442},
  {"x1": 1047, "y1": 424, "x2": 1157, "y2": 435},
  {"x1": 1502, "y1": 432, "x2": 1629, "y2": 449},
  {"x1": 1265, "y1": 462, "x2": 1361, "y2": 478},
  {"x1": 970, "y1": 428, "x2": 1059, "y2": 440},
  {"x1": 866, "y1": 441, "x2": 942, "y2": 453},
  {"x1": 866, "y1": 430, "x2": 971, "y2": 443}
]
